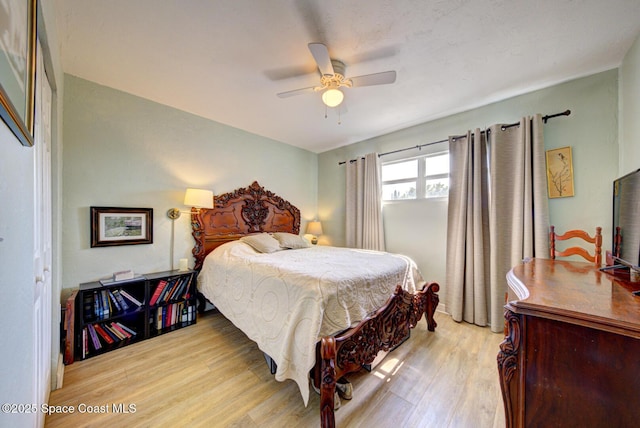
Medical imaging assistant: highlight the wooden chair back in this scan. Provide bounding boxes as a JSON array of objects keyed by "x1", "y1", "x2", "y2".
[{"x1": 549, "y1": 226, "x2": 602, "y2": 265}]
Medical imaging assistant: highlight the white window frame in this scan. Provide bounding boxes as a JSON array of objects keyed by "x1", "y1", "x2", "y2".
[{"x1": 382, "y1": 150, "x2": 449, "y2": 202}]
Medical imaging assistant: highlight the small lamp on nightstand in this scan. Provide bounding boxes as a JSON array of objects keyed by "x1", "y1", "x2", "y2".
[
  {"x1": 167, "y1": 188, "x2": 214, "y2": 270},
  {"x1": 306, "y1": 221, "x2": 323, "y2": 245}
]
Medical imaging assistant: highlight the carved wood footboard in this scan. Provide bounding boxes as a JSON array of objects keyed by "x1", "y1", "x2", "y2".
[{"x1": 319, "y1": 282, "x2": 440, "y2": 428}]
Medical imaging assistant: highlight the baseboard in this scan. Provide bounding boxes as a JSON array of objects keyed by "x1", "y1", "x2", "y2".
[{"x1": 55, "y1": 352, "x2": 64, "y2": 390}]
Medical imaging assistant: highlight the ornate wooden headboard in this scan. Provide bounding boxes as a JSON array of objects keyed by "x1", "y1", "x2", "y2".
[{"x1": 191, "y1": 181, "x2": 301, "y2": 269}]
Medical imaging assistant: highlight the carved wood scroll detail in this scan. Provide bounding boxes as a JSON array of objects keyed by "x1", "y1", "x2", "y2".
[
  {"x1": 242, "y1": 199, "x2": 269, "y2": 232},
  {"x1": 190, "y1": 207, "x2": 205, "y2": 267},
  {"x1": 319, "y1": 282, "x2": 440, "y2": 428},
  {"x1": 497, "y1": 308, "x2": 522, "y2": 428},
  {"x1": 191, "y1": 181, "x2": 301, "y2": 270}
]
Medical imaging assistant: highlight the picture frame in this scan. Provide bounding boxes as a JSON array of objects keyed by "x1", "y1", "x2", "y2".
[
  {"x1": 90, "y1": 207, "x2": 153, "y2": 247},
  {"x1": 0, "y1": 0, "x2": 37, "y2": 147},
  {"x1": 546, "y1": 146, "x2": 575, "y2": 198}
]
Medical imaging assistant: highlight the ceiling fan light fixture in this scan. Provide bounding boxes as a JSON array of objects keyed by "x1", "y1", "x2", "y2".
[{"x1": 322, "y1": 88, "x2": 344, "y2": 107}]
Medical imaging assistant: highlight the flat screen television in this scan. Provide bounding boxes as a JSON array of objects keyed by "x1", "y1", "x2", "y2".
[{"x1": 612, "y1": 168, "x2": 640, "y2": 269}]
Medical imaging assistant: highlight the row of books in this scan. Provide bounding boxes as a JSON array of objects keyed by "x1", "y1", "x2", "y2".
[
  {"x1": 81, "y1": 321, "x2": 137, "y2": 358},
  {"x1": 153, "y1": 302, "x2": 196, "y2": 331},
  {"x1": 149, "y1": 275, "x2": 193, "y2": 306},
  {"x1": 83, "y1": 288, "x2": 144, "y2": 321}
]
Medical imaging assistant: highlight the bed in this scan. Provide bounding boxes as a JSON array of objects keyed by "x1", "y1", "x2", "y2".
[{"x1": 191, "y1": 181, "x2": 439, "y2": 427}]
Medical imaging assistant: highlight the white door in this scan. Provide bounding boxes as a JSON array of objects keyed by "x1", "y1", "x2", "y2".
[{"x1": 33, "y1": 40, "x2": 53, "y2": 428}]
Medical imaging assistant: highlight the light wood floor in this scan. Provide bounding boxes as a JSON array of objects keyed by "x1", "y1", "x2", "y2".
[{"x1": 46, "y1": 311, "x2": 505, "y2": 428}]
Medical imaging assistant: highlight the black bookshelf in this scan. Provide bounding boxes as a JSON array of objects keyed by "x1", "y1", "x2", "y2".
[{"x1": 74, "y1": 269, "x2": 197, "y2": 361}]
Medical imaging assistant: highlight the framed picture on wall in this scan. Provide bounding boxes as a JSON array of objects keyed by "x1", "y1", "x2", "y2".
[
  {"x1": 91, "y1": 207, "x2": 153, "y2": 247},
  {"x1": 545, "y1": 146, "x2": 575, "y2": 198},
  {"x1": 0, "y1": 0, "x2": 37, "y2": 147}
]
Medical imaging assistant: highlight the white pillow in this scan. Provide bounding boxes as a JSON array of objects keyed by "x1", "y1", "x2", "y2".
[
  {"x1": 239, "y1": 233, "x2": 282, "y2": 253},
  {"x1": 272, "y1": 232, "x2": 311, "y2": 249}
]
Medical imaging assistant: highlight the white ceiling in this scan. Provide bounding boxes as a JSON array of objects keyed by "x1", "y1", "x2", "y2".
[{"x1": 54, "y1": 0, "x2": 640, "y2": 153}]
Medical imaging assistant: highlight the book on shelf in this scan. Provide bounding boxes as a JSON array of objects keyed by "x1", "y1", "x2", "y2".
[
  {"x1": 93, "y1": 324, "x2": 115, "y2": 344},
  {"x1": 175, "y1": 303, "x2": 182, "y2": 324},
  {"x1": 157, "y1": 279, "x2": 173, "y2": 304},
  {"x1": 173, "y1": 279, "x2": 186, "y2": 301},
  {"x1": 155, "y1": 306, "x2": 163, "y2": 330},
  {"x1": 182, "y1": 275, "x2": 194, "y2": 300},
  {"x1": 82, "y1": 293, "x2": 94, "y2": 321},
  {"x1": 93, "y1": 291, "x2": 100, "y2": 319},
  {"x1": 93, "y1": 290, "x2": 121, "y2": 320},
  {"x1": 114, "y1": 322, "x2": 137, "y2": 337},
  {"x1": 163, "y1": 278, "x2": 181, "y2": 303},
  {"x1": 110, "y1": 322, "x2": 132, "y2": 339},
  {"x1": 99, "y1": 274, "x2": 146, "y2": 286},
  {"x1": 149, "y1": 280, "x2": 168, "y2": 306},
  {"x1": 104, "y1": 291, "x2": 112, "y2": 317},
  {"x1": 82, "y1": 328, "x2": 87, "y2": 359},
  {"x1": 156, "y1": 304, "x2": 171, "y2": 330},
  {"x1": 118, "y1": 289, "x2": 143, "y2": 307},
  {"x1": 153, "y1": 302, "x2": 196, "y2": 330},
  {"x1": 95, "y1": 290, "x2": 110, "y2": 319},
  {"x1": 86, "y1": 324, "x2": 102, "y2": 351},
  {"x1": 107, "y1": 289, "x2": 122, "y2": 312},
  {"x1": 104, "y1": 323, "x2": 126, "y2": 340},
  {"x1": 113, "y1": 269, "x2": 134, "y2": 281},
  {"x1": 111, "y1": 289, "x2": 130, "y2": 311},
  {"x1": 173, "y1": 276, "x2": 190, "y2": 301}
]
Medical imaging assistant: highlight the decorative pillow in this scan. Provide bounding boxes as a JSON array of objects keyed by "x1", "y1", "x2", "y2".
[
  {"x1": 240, "y1": 233, "x2": 282, "y2": 253},
  {"x1": 272, "y1": 232, "x2": 311, "y2": 249}
]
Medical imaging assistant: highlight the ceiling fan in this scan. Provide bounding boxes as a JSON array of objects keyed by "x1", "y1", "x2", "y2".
[{"x1": 277, "y1": 43, "x2": 397, "y2": 108}]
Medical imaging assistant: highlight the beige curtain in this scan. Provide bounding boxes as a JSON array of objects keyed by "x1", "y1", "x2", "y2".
[
  {"x1": 346, "y1": 153, "x2": 385, "y2": 250},
  {"x1": 445, "y1": 129, "x2": 491, "y2": 326},
  {"x1": 446, "y1": 115, "x2": 549, "y2": 332}
]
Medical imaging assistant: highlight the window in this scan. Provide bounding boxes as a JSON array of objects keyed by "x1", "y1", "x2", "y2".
[{"x1": 382, "y1": 152, "x2": 449, "y2": 201}]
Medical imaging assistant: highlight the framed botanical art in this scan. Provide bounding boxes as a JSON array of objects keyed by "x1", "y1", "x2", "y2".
[
  {"x1": 0, "y1": 0, "x2": 37, "y2": 147},
  {"x1": 546, "y1": 146, "x2": 575, "y2": 198},
  {"x1": 91, "y1": 207, "x2": 153, "y2": 247}
]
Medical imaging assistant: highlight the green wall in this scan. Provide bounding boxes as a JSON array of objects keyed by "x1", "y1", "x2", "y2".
[
  {"x1": 62, "y1": 75, "x2": 318, "y2": 289},
  {"x1": 318, "y1": 70, "x2": 620, "y2": 310},
  {"x1": 620, "y1": 32, "x2": 640, "y2": 175}
]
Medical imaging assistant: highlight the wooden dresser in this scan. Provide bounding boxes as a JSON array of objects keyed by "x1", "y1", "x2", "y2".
[{"x1": 498, "y1": 258, "x2": 640, "y2": 427}]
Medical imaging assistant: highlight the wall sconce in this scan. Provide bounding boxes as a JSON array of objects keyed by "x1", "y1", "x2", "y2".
[
  {"x1": 306, "y1": 221, "x2": 323, "y2": 245},
  {"x1": 167, "y1": 188, "x2": 213, "y2": 270},
  {"x1": 167, "y1": 188, "x2": 214, "y2": 220}
]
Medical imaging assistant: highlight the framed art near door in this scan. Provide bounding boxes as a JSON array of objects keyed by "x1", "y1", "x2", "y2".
[{"x1": 0, "y1": 0, "x2": 37, "y2": 147}]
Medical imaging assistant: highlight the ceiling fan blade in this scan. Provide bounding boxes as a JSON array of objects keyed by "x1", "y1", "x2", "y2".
[
  {"x1": 349, "y1": 70, "x2": 397, "y2": 87},
  {"x1": 308, "y1": 43, "x2": 334, "y2": 77},
  {"x1": 277, "y1": 86, "x2": 317, "y2": 98}
]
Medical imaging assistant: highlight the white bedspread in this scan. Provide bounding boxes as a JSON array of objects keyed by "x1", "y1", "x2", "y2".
[{"x1": 198, "y1": 241, "x2": 424, "y2": 405}]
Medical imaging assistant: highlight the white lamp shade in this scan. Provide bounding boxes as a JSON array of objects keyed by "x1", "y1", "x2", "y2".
[
  {"x1": 184, "y1": 188, "x2": 213, "y2": 208},
  {"x1": 306, "y1": 221, "x2": 323, "y2": 236},
  {"x1": 322, "y1": 89, "x2": 344, "y2": 107}
]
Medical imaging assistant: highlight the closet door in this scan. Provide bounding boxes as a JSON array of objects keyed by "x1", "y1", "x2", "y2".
[{"x1": 32, "y1": 40, "x2": 53, "y2": 428}]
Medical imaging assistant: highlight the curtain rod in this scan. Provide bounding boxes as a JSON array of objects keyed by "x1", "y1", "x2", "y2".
[{"x1": 337, "y1": 109, "x2": 571, "y2": 165}]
